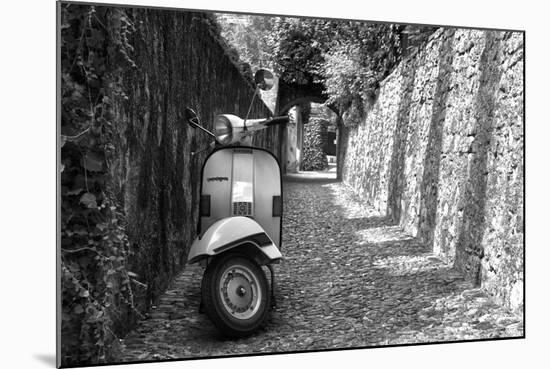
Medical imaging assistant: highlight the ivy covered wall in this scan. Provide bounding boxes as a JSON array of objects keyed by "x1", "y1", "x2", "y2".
[
  {"x1": 301, "y1": 117, "x2": 329, "y2": 171},
  {"x1": 60, "y1": 4, "x2": 281, "y2": 365}
]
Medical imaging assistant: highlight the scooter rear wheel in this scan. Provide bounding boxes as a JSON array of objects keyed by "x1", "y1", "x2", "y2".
[{"x1": 202, "y1": 252, "x2": 270, "y2": 338}]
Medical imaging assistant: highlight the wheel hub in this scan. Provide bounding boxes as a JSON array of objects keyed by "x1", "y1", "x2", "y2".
[
  {"x1": 236, "y1": 286, "x2": 247, "y2": 297},
  {"x1": 219, "y1": 265, "x2": 262, "y2": 319}
]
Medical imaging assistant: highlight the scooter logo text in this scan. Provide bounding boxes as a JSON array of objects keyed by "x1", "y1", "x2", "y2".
[{"x1": 207, "y1": 176, "x2": 229, "y2": 182}]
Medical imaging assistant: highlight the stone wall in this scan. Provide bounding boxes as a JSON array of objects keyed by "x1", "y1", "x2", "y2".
[
  {"x1": 284, "y1": 118, "x2": 299, "y2": 173},
  {"x1": 341, "y1": 29, "x2": 524, "y2": 312},
  {"x1": 284, "y1": 105, "x2": 305, "y2": 172}
]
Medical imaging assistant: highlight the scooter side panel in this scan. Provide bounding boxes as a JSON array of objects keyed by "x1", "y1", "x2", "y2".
[
  {"x1": 253, "y1": 150, "x2": 281, "y2": 247},
  {"x1": 200, "y1": 150, "x2": 233, "y2": 234}
]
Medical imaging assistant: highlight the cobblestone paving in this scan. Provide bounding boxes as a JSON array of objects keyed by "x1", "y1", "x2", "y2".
[{"x1": 119, "y1": 171, "x2": 523, "y2": 363}]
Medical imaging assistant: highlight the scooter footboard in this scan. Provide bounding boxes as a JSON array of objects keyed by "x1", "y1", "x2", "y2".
[{"x1": 187, "y1": 216, "x2": 282, "y2": 264}]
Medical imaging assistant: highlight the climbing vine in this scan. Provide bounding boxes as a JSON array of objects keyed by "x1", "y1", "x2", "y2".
[{"x1": 60, "y1": 4, "x2": 140, "y2": 365}]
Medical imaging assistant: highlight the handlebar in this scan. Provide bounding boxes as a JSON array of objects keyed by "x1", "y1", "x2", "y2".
[{"x1": 263, "y1": 115, "x2": 290, "y2": 126}]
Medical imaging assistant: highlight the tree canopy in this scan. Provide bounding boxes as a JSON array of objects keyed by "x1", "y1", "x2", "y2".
[{"x1": 216, "y1": 14, "x2": 435, "y2": 119}]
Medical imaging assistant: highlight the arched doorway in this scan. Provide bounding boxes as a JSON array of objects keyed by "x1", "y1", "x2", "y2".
[
  {"x1": 279, "y1": 100, "x2": 339, "y2": 176},
  {"x1": 274, "y1": 79, "x2": 347, "y2": 179}
]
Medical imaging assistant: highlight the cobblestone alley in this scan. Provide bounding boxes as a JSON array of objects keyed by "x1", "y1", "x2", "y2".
[{"x1": 119, "y1": 172, "x2": 523, "y2": 363}]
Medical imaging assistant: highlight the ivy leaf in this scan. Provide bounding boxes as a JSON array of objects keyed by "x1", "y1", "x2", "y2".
[
  {"x1": 78, "y1": 256, "x2": 91, "y2": 268},
  {"x1": 81, "y1": 152, "x2": 104, "y2": 172},
  {"x1": 67, "y1": 187, "x2": 84, "y2": 196},
  {"x1": 87, "y1": 310, "x2": 104, "y2": 323},
  {"x1": 73, "y1": 228, "x2": 89, "y2": 236},
  {"x1": 79, "y1": 289, "x2": 90, "y2": 298},
  {"x1": 74, "y1": 305, "x2": 84, "y2": 314},
  {"x1": 80, "y1": 193, "x2": 97, "y2": 208}
]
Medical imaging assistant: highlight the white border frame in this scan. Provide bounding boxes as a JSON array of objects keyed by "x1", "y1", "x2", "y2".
[{"x1": 2, "y1": 0, "x2": 546, "y2": 368}]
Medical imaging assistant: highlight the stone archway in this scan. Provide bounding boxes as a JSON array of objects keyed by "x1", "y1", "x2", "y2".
[
  {"x1": 278, "y1": 96, "x2": 326, "y2": 116},
  {"x1": 275, "y1": 80, "x2": 350, "y2": 178},
  {"x1": 275, "y1": 80, "x2": 345, "y2": 177},
  {"x1": 275, "y1": 80, "x2": 328, "y2": 115}
]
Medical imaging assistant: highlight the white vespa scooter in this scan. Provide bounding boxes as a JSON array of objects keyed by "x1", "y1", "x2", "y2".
[{"x1": 184, "y1": 70, "x2": 288, "y2": 337}]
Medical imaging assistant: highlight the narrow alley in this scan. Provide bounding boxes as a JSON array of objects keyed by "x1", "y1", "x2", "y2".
[{"x1": 119, "y1": 172, "x2": 523, "y2": 363}]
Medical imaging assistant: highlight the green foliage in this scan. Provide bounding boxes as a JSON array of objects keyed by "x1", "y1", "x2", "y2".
[
  {"x1": 216, "y1": 14, "x2": 435, "y2": 125},
  {"x1": 318, "y1": 24, "x2": 401, "y2": 113},
  {"x1": 60, "y1": 4, "x2": 140, "y2": 365},
  {"x1": 216, "y1": 14, "x2": 276, "y2": 71},
  {"x1": 264, "y1": 19, "x2": 399, "y2": 89},
  {"x1": 302, "y1": 117, "x2": 329, "y2": 171},
  {"x1": 266, "y1": 18, "x2": 328, "y2": 85}
]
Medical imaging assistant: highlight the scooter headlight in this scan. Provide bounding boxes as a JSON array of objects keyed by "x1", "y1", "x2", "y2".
[{"x1": 214, "y1": 115, "x2": 233, "y2": 145}]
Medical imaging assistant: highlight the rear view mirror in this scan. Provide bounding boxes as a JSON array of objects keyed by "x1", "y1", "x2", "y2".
[{"x1": 254, "y1": 69, "x2": 274, "y2": 91}]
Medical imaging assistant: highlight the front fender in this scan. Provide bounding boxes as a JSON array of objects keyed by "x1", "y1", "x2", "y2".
[{"x1": 187, "y1": 216, "x2": 282, "y2": 264}]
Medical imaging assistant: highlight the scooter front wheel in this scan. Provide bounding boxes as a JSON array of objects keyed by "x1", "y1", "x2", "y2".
[{"x1": 202, "y1": 252, "x2": 270, "y2": 338}]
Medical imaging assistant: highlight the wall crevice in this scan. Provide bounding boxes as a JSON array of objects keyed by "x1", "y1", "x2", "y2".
[
  {"x1": 418, "y1": 29, "x2": 456, "y2": 248},
  {"x1": 387, "y1": 58, "x2": 417, "y2": 222},
  {"x1": 453, "y1": 32, "x2": 503, "y2": 284}
]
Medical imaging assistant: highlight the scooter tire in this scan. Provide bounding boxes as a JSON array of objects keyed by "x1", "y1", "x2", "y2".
[{"x1": 202, "y1": 252, "x2": 270, "y2": 338}]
